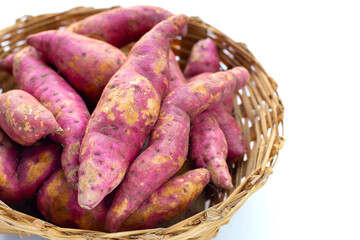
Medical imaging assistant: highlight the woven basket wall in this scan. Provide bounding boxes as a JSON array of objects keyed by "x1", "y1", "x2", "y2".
[{"x1": 0, "y1": 6, "x2": 285, "y2": 240}]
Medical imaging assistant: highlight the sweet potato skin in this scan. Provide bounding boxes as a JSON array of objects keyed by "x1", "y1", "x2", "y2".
[
  {"x1": 78, "y1": 15, "x2": 188, "y2": 210},
  {"x1": 13, "y1": 46, "x2": 90, "y2": 189},
  {"x1": 189, "y1": 111, "x2": 232, "y2": 189},
  {"x1": 183, "y1": 38, "x2": 220, "y2": 78},
  {"x1": 17, "y1": 140, "x2": 61, "y2": 199},
  {"x1": 209, "y1": 104, "x2": 247, "y2": 160},
  {"x1": 0, "y1": 54, "x2": 14, "y2": 74},
  {"x1": 165, "y1": 50, "x2": 187, "y2": 95},
  {"x1": 0, "y1": 129, "x2": 21, "y2": 202},
  {"x1": 26, "y1": 30, "x2": 126, "y2": 105},
  {"x1": 119, "y1": 168, "x2": 210, "y2": 231},
  {"x1": 0, "y1": 90, "x2": 63, "y2": 146},
  {"x1": 66, "y1": 5, "x2": 173, "y2": 48},
  {"x1": 189, "y1": 73, "x2": 248, "y2": 161},
  {"x1": 105, "y1": 67, "x2": 249, "y2": 232},
  {"x1": 37, "y1": 169, "x2": 107, "y2": 231}
]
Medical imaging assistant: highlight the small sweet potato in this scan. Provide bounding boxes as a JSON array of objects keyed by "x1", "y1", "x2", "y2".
[
  {"x1": 37, "y1": 168, "x2": 107, "y2": 231},
  {"x1": 66, "y1": 5, "x2": 173, "y2": 48},
  {"x1": 26, "y1": 31, "x2": 126, "y2": 105},
  {"x1": 183, "y1": 38, "x2": 220, "y2": 78},
  {"x1": 0, "y1": 129, "x2": 21, "y2": 202},
  {"x1": 17, "y1": 140, "x2": 61, "y2": 199},
  {"x1": 0, "y1": 90, "x2": 63, "y2": 146},
  {"x1": 105, "y1": 67, "x2": 249, "y2": 232},
  {"x1": 119, "y1": 168, "x2": 210, "y2": 231},
  {"x1": 78, "y1": 14, "x2": 188, "y2": 210},
  {"x1": 13, "y1": 46, "x2": 90, "y2": 189},
  {"x1": 189, "y1": 111, "x2": 232, "y2": 189}
]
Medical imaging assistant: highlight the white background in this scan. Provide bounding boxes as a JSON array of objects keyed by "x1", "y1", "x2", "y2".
[{"x1": 1, "y1": 0, "x2": 360, "y2": 239}]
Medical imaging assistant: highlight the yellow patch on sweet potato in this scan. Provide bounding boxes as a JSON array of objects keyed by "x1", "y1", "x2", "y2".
[
  {"x1": 112, "y1": 198, "x2": 128, "y2": 216},
  {"x1": 27, "y1": 151, "x2": 54, "y2": 183},
  {"x1": 154, "y1": 53, "x2": 167, "y2": 75},
  {"x1": 100, "y1": 87, "x2": 139, "y2": 125},
  {"x1": 69, "y1": 55, "x2": 81, "y2": 73},
  {"x1": 142, "y1": 96, "x2": 160, "y2": 126},
  {"x1": 189, "y1": 82, "x2": 207, "y2": 95},
  {"x1": 46, "y1": 171, "x2": 64, "y2": 198}
]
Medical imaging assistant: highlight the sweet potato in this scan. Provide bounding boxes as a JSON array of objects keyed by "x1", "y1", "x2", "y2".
[
  {"x1": 17, "y1": 140, "x2": 61, "y2": 199},
  {"x1": 166, "y1": 50, "x2": 231, "y2": 188},
  {"x1": 0, "y1": 90, "x2": 63, "y2": 146},
  {"x1": 119, "y1": 168, "x2": 210, "y2": 231},
  {"x1": 190, "y1": 73, "x2": 247, "y2": 161},
  {"x1": 209, "y1": 104, "x2": 247, "y2": 161},
  {"x1": 13, "y1": 46, "x2": 90, "y2": 189},
  {"x1": 165, "y1": 50, "x2": 187, "y2": 95},
  {"x1": 105, "y1": 67, "x2": 249, "y2": 232},
  {"x1": 26, "y1": 31, "x2": 126, "y2": 105},
  {"x1": 189, "y1": 111, "x2": 232, "y2": 189},
  {"x1": 183, "y1": 38, "x2": 220, "y2": 78},
  {"x1": 66, "y1": 5, "x2": 173, "y2": 48},
  {"x1": 186, "y1": 41, "x2": 247, "y2": 161},
  {"x1": 0, "y1": 129, "x2": 21, "y2": 202},
  {"x1": 37, "y1": 168, "x2": 107, "y2": 231},
  {"x1": 0, "y1": 54, "x2": 14, "y2": 74},
  {"x1": 78, "y1": 14, "x2": 188, "y2": 210}
]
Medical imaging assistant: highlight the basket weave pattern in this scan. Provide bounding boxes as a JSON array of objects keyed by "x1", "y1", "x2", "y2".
[{"x1": 0, "y1": 6, "x2": 285, "y2": 240}]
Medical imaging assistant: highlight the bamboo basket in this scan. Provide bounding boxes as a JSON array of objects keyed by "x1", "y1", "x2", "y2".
[{"x1": 0, "y1": 6, "x2": 285, "y2": 240}]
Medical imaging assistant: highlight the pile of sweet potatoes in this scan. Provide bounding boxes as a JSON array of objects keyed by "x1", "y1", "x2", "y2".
[{"x1": 0, "y1": 5, "x2": 249, "y2": 233}]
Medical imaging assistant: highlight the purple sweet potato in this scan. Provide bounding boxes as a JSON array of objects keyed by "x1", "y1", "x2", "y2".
[
  {"x1": 0, "y1": 129, "x2": 21, "y2": 202},
  {"x1": 17, "y1": 140, "x2": 61, "y2": 199},
  {"x1": 0, "y1": 90, "x2": 63, "y2": 146},
  {"x1": 105, "y1": 67, "x2": 249, "y2": 232},
  {"x1": 37, "y1": 168, "x2": 107, "y2": 231},
  {"x1": 209, "y1": 104, "x2": 247, "y2": 161},
  {"x1": 165, "y1": 50, "x2": 187, "y2": 95},
  {"x1": 189, "y1": 111, "x2": 232, "y2": 189},
  {"x1": 13, "y1": 46, "x2": 90, "y2": 189},
  {"x1": 167, "y1": 50, "x2": 231, "y2": 188},
  {"x1": 26, "y1": 31, "x2": 126, "y2": 105},
  {"x1": 183, "y1": 38, "x2": 220, "y2": 78},
  {"x1": 66, "y1": 5, "x2": 173, "y2": 48},
  {"x1": 119, "y1": 168, "x2": 210, "y2": 231},
  {"x1": 184, "y1": 39, "x2": 247, "y2": 159},
  {"x1": 78, "y1": 15, "x2": 188, "y2": 210},
  {"x1": 0, "y1": 54, "x2": 14, "y2": 74}
]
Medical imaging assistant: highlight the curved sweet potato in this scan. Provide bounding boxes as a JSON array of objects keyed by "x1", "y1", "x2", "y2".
[
  {"x1": 66, "y1": 5, "x2": 173, "y2": 48},
  {"x1": 78, "y1": 14, "x2": 188, "y2": 210},
  {"x1": 189, "y1": 111, "x2": 232, "y2": 189},
  {"x1": 105, "y1": 67, "x2": 249, "y2": 232},
  {"x1": 0, "y1": 90, "x2": 63, "y2": 146},
  {"x1": 119, "y1": 169, "x2": 210, "y2": 231},
  {"x1": 13, "y1": 47, "x2": 90, "y2": 188}
]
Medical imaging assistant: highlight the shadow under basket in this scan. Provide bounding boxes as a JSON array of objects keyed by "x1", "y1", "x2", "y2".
[{"x1": 0, "y1": 6, "x2": 285, "y2": 240}]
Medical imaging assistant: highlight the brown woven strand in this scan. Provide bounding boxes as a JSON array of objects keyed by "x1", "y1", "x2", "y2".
[{"x1": 0, "y1": 6, "x2": 285, "y2": 240}]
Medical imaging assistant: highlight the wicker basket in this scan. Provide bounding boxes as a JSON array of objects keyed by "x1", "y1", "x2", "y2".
[{"x1": 0, "y1": 6, "x2": 285, "y2": 240}]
